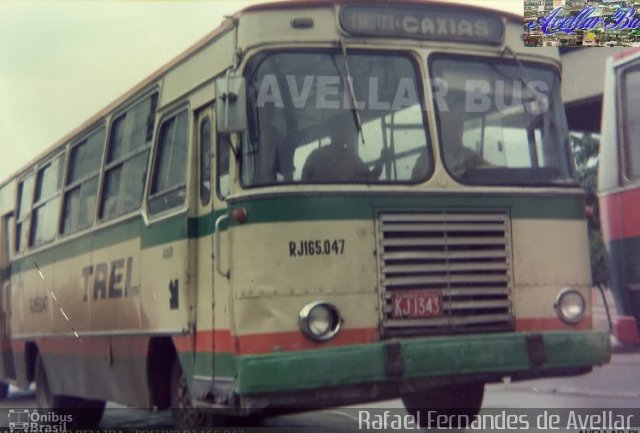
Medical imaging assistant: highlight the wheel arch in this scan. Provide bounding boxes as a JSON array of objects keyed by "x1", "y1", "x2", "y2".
[{"x1": 147, "y1": 337, "x2": 177, "y2": 409}]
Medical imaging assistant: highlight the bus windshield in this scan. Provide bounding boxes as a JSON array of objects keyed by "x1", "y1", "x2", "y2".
[
  {"x1": 242, "y1": 51, "x2": 430, "y2": 186},
  {"x1": 430, "y1": 55, "x2": 574, "y2": 186}
]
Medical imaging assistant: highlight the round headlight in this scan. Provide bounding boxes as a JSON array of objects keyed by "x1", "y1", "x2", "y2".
[
  {"x1": 554, "y1": 288, "x2": 586, "y2": 324},
  {"x1": 299, "y1": 301, "x2": 341, "y2": 341}
]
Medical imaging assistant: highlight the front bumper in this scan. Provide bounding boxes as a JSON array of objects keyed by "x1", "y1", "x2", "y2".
[{"x1": 235, "y1": 331, "x2": 610, "y2": 395}]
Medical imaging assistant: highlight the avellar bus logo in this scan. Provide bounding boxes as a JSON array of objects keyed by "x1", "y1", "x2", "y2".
[
  {"x1": 8, "y1": 409, "x2": 72, "y2": 433},
  {"x1": 528, "y1": 6, "x2": 640, "y2": 34}
]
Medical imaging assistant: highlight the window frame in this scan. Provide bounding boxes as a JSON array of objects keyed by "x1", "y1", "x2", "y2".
[
  {"x1": 618, "y1": 60, "x2": 640, "y2": 185},
  {"x1": 147, "y1": 105, "x2": 190, "y2": 217},
  {"x1": 241, "y1": 48, "x2": 433, "y2": 188},
  {"x1": 199, "y1": 115, "x2": 212, "y2": 206},
  {"x1": 2, "y1": 212, "x2": 14, "y2": 264},
  {"x1": 428, "y1": 53, "x2": 575, "y2": 187},
  {"x1": 30, "y1": 150, "x2": 66, "y2": 248},
  {"x1": 14, "y1": 172, "x2": 35, "y2": 254},
  {"x1": 60, "y1": 123, "x2": 106, "y2": 237},
  {"x1": 217, "y1": 132, "x2": 231, "y2": 200},
  {"x1": 98, "y1": 92, "x2": 158, "y2": 222}
]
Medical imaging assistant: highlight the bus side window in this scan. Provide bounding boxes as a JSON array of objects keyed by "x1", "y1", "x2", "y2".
[
  {"x1": 15, "y1": 174, "x2": 34, "y2": 253},
  {"x1": 31, "y1": 152, "x2": 65, "y2": 247},
  {"x1": 623, "y1": 67, "x2": 640, "y2": 180},
  {"x1": 148, "y1": 110, "x2": 189, "y2": 215},
  {"x1": 217, "y1": 134, "x2": 230, "y2": 200},
  {"x1": 1, "y1": 213, "x2": 13, "y2": 264},
  {"x1": 199, "y1": 118, "x2": 212, "y2": 206},
  {"x1": 100, "y1": 94, "x2": 157, "y2": 220},
  {"x1": 61, "y1": 126, "x2": 104, "y2": 235}
]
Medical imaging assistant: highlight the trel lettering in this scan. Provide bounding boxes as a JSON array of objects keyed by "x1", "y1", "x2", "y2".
[{"x1": 81, "y1": 257, "x2": 139, "y2": 301}]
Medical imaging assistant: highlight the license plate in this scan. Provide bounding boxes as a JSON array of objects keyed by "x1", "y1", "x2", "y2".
[{"x1": 391, "y1": 290, "x2": 443, "y2": 319}]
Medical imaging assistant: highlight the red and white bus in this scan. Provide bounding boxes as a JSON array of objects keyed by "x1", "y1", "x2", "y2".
[{"x1": 599, "y1": 47, "x2": 640, "y2": 345}]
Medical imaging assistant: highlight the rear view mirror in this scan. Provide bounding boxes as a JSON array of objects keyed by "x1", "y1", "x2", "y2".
[{"x1": 216, "y1": 75, "x2": 247, "y2": 133}]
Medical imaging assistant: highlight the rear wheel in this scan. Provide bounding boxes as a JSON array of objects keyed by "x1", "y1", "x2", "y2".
[
  {"x1": 35, "y1": 354, "x2": 105, "y2": 428},
  {"x1": 402, "y1": 382, "x2": 485, "y2": 430}
]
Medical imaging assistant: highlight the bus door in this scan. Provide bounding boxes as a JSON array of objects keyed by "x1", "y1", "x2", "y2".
[
  {"x1": 0, "y1": 213, "x2": 14, "y2": 381},
  {"x1": 195, "y1": 106, "x2": 231, "y2": 384},
  {"x1": 211, "y1": 109, "x2": 232, "y2": 382}
]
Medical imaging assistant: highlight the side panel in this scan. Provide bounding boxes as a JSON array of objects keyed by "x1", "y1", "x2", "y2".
[{"x1": 9, "y1": 215, "x2": 191, "y2": 405}]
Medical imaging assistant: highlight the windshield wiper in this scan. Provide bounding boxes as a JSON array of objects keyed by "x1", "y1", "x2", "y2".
[
  {"x1": 501, "y1": 45, "x2": 551, "y2": 113},
  {"x1": 340, "y1": 38, "x2": 366, "y2": 145}
]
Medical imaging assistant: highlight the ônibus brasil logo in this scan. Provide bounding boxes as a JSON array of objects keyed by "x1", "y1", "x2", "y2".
[{"x1": 8, "y1": 409, "x2": 72, "y2": 432}]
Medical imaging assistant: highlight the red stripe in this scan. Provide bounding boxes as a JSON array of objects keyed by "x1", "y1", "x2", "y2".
[
  {"x1": 10, "y1": 336, "x2": 150, "y2": 357},
  {"x1": 11, "y1": 340, "x2": 25, "y2": 353},
  {"x1": 516, "y1": 317, "x2": 592, "y2": 332},
  {"x1": 600, "y1": 188, "x2": 640, "y2": 241},
  {"x1": 179, "y1": 330, "x2": 233, "y2": 353},
  {"x1": 0, "y1": 339, "x2": 11, "y2": 352},
  {"x1": 235, "y1": 328, "x2": 378, "y2": 355},
  {"x1": 184, "y1": 328, "x2": 379, "y2": 355},
  {"x1": 7, "y1": 319, "x2": 591, "y2": 358},
  {"x1": 613, "y1": 47, "x2": 640, "y2": 62}
]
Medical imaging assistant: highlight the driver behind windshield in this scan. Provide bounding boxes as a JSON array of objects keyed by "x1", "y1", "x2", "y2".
[{"x1": 301, "y1": 115, "x2": 386, "y2": 182}]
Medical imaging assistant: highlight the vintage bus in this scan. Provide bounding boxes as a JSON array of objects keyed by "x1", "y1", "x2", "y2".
[
  {"x1": 599, "y1": 47, "x2": 640, "y2": 346},
  {"x1": 0, "y1": 0, "x2": 610, "y2": 428}
]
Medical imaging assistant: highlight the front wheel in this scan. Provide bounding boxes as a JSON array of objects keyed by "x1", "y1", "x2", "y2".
[
  {"x1": 35, "y1": 354, "x2": 105, "y2": 428},
  {"x1": 171, "y1": 358, "x2": 209, "y2": 428},
  {"x1": 170, "y1": 359, "x2": 263, "y2": 428},
  {"x1": 402, "y1": 382, "x2": 485, "y2": 430}
]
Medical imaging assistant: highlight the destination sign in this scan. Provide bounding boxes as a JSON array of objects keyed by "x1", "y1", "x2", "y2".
[{"x1": 340, "y1": 5, "x2": 504, "y2": 44}]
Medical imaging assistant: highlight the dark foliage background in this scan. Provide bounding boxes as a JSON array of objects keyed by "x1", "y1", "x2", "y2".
[{"x1": 570, "y1": 132, "x2": 609, "y2": 286}]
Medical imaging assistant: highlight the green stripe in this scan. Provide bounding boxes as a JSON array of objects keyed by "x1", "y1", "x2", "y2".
[
  {"x1": 234, "y1": 331, "x2": 609, "y2": 394},
  {"x1": 11, "y1": 216, "x2": 143, "y2": 274},
  {"x1": 191, "y1": 351, "x2": 236, "y2": 379},
  {"x1": 8, "y1": 193, "x2": 584, "y2": 275},
  {"x1": 187, "y1": 209, "x2": 228, "y2": 239},
  {"x1": 10, "y1": 212, "x2": 192, "y2": 274},
  {"x1": 232, "y1": 194, "x2": 585, "y2": 225}
]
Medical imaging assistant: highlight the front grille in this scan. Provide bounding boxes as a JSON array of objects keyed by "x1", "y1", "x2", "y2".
[{"x1": 379, "y1": 211, "x2": 513, "y2": 335}]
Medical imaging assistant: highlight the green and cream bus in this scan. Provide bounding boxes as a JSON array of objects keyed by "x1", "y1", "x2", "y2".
[{"x1": 0, "y1": 0, "x2": 610, "y2": 428}]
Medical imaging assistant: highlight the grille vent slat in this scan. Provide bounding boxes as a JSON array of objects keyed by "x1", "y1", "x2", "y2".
[
  {"x1": 379, "y1": 210, "x2": 513, "y2": 336},
  {"x1": 383, "y1": 250, "x2": 507, "y2": 261},
  {"x1": 383, "y1": 262, "x2": 508, "y2": 274},
  {"x1": 382, "y1": 237, "x2": 507, "y2": 247}
]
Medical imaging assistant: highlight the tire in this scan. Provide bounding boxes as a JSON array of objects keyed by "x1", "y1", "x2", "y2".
[
  {"x1": 34, "y1": 354, "x2": 105, "y2": 428},
  {"x1": 402, "y1": 382, "x2": 485, "y2": 430},
  {"x1": 171, "y1": 358, "x2": 209, "y2": 428}
]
